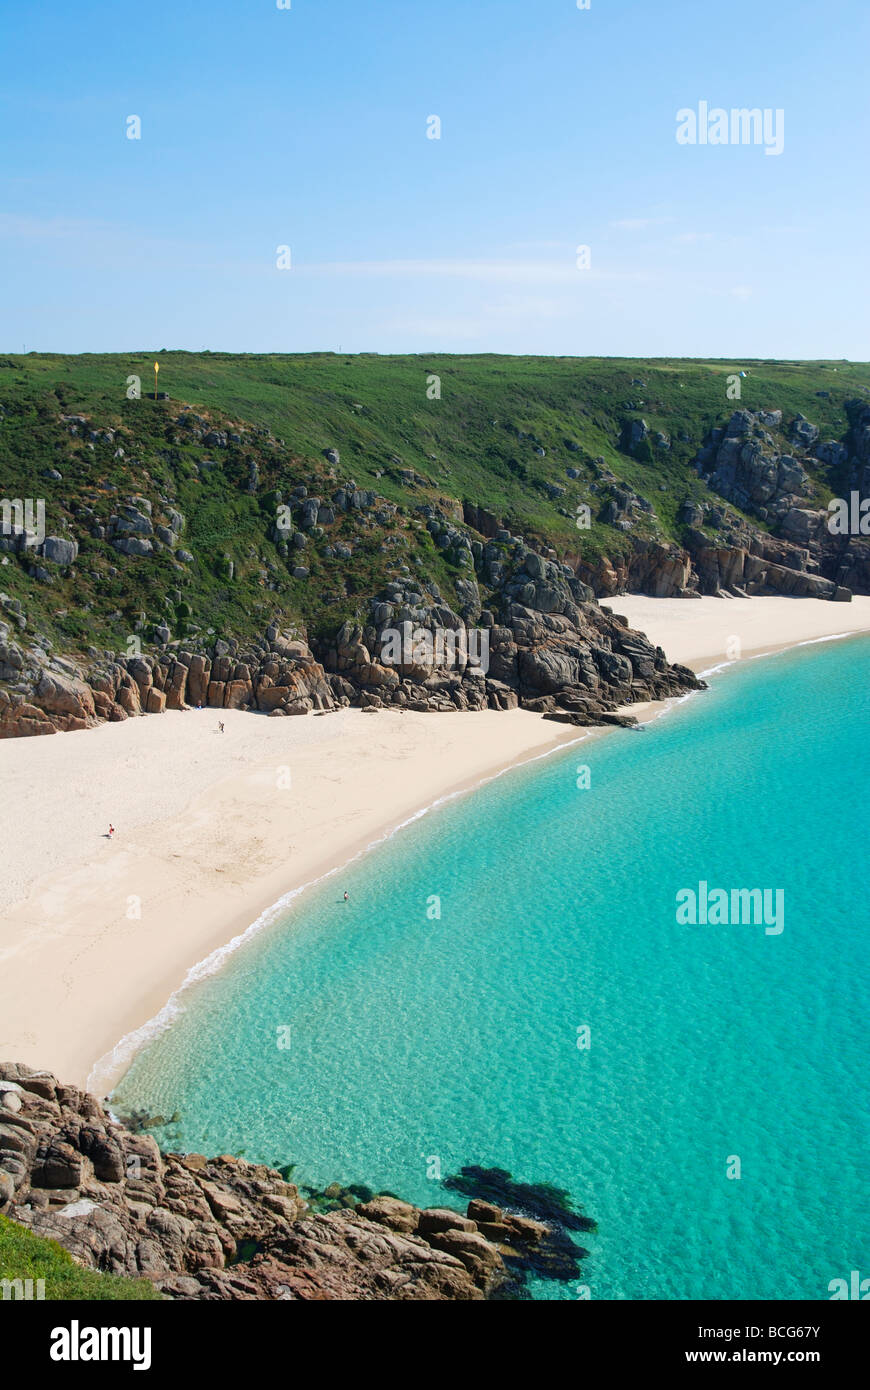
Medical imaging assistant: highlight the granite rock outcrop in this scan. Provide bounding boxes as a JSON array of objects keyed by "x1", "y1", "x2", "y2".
[{"x1": 0, "y1": 1064, "x2": 583, "y2": 1301}]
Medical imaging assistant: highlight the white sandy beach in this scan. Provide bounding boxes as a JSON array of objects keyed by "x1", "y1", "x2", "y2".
[
  {"x1": 610, "y1": 593, "x2": 870, "y2": 670},
  {"x1": 2, "y1": 593, "x2": 870, "y2": 1092},
  {"x1": 0, "y1": 708, "x2": 587, "y2": 1090}
]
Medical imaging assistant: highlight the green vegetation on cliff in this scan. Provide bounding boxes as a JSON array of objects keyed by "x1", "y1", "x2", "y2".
[
  {"x1": 0, "y1": 1214, "x2": 162, "y2": 1301},
  {"x1": 1, "y1": 353, "x2": 867, "y2": 662}
]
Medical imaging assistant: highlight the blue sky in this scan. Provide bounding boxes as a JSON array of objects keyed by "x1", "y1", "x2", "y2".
[{"x1": 2, "y1": 0, "x2": 868, "y2": 357}]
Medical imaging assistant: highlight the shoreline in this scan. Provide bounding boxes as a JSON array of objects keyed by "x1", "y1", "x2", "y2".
[
  {"x1": 88, "y1": 716, "x2": 603, "y2": 1097},
  {"x1": 609, "y1": 593, "x2": 870, "y2": 671},
  {"x1": 2, "y1": 594, "x2": 870, "y2": 1094},
  {"x1": 0, "y1": 708, "x2": 592, "y2": 1093}
]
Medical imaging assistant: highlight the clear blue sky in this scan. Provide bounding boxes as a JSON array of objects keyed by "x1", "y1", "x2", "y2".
[{"x1": 2, "y1": 0, "x2": 868, "y2": 357}]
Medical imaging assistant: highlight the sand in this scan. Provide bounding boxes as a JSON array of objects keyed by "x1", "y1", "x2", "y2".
[
  {"x1": 609, "y1": 593, "x2": 870, "y2": 670},
  {"x1": 0, "y1": 708, "x2": 588, "y2": 1090},
  {"x1": 2, "y1": 593, "x2": 870, "y2": 1092}
]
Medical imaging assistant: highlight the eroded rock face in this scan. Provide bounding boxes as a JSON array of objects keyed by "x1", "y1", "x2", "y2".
[
  {"x1": 577, "y1": 540, "x2": 696, "y2": 600},
  {"x1": 0, "y1": 630, "x2": 340, "y2": 737},
  {"x1": 0, "y1": 1064, "x2": 571, "y2": 1301},
  {"x1": 0, "y1": 663, "x2": 100, "y2": 737},
  {"x1": 0, "y1": 572, "x2": 703, "y2": 738},
  {"x1": 684, "y1": 404, "x2": 870, "y2": 597},
  {"x1": 315, "y1": 547, "x2": 705, "y2": 724}
]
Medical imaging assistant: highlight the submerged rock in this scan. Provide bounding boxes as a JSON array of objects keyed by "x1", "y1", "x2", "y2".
[{"x1": 443, "y1": 1164, "x2": 596, "y2": 1294}]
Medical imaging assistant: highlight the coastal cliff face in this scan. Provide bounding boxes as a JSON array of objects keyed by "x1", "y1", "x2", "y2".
[
  {"x1": 577, "y1": 403, "x2": 870, "y2": 601},
  {"x1": 0, "y1": 1064, "x2": 581, "y2": 1300},
  {"x1": 685, "y1": 404, "x2": 868, "y2": 598},
  {"x1": 0, "y1": 558, "x2": 704, "y2": 738},
  {"x1": 2, "y1": 355, "x2": 867, "y2": 738}
]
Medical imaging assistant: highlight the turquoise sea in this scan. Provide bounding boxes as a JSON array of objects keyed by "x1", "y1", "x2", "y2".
[{"x1": 112, "y1": 636, "x2": 870, "y2": 1300}]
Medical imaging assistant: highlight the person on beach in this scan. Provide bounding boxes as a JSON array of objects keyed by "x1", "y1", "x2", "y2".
[
  {"x1": 108, "y1": 824, "x2": 115, "y2": 839},
  {"x1": 218, "y1": 720, "x2": 225, "y2": 733}
]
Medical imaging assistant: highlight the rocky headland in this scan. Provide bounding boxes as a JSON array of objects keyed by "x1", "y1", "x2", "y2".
[{"x1": 0, "y1": 1063, "x2": 591, "y2": 1300}]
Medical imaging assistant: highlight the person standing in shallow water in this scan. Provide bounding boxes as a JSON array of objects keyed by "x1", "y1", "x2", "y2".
[{"x1": 343, "y1": 891, "x2": 348, "y2": 903}]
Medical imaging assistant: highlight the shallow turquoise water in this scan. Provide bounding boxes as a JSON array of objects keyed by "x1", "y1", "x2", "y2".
[{"x1": 113, "y1": 636, "x2": 870, "y2": 1300}]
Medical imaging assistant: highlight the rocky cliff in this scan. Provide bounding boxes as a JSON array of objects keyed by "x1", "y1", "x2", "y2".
[
  {"x1": 4, "y1": 356, "x2": 868, "y2": 738},
  {"x1": 0, "y1": 532, "x2": 704, "y2": 737},
  {"x1": 685, "y1": 404, "x2": 869, "y2": 597},
  {"x1": 575, "y1": 404, "x2": 869, "y2": 602},
  {"x1": 0, "y1": 1063, "x2": 590, "y2": 1300}
]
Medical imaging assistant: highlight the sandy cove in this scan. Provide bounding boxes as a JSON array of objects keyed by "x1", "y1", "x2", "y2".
[
  {"x1": 2, "y1": 593, "x2": 870, "y2": 1092},
  {"x1": 0, "y1": 708, "x2": 588, "y2": 1090},
  {"x1": 610, "y1": 593, "x2": 870, "y2": 670}
]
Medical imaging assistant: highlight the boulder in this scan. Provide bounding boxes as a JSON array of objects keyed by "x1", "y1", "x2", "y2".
[
  {"x1": 186, "y1": 655, "x2": 210, "y2": 706},
  {"x1": 779, "y1": 508, "x2": 826, "y2": 545},
  {"x1": 34, "y1": 670, "x2": 96, "y2": 723},
  {"x1": 115, "y1": 684, "x2": 141, "y2": 716},
  {"x1": 31, "y1": 1139, "x2": 82, "y2": 1190},
  {"x1": 41, "y1": 536, "x2": 78, "y2": 567},
  {"x1": 113, "y1": 538, "x2": 154, "y2": 558},
  {"x1": 418, "y1": 1208, "x2": 478, "y2": 1236},
  {"x1": 223, "y1": 680, "x2": 253, "y2": 710},
  {"x1": 257, "y1": 685, "x2": 292, "y2": 712},
  {"x1": 424, "y1": 1229, "x2": 503, "y2": 1283},
  {"x1": 354, "y1": 1196, "x2": 420, "y2": 1234},
  {"x1": 164, "y1": 663, "x2": 189, "y2": 711}
]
